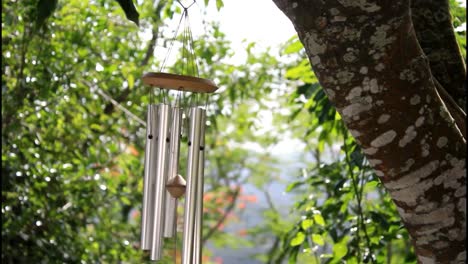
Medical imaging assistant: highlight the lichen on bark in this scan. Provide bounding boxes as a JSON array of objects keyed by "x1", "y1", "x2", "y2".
[{"x1": 273, "y1": 0, "x2": 466, "y2": 262}]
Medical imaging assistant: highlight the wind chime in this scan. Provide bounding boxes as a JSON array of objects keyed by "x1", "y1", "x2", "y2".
[{"x1": 140, "y1": 1, "x2": 218, "y2": 263}]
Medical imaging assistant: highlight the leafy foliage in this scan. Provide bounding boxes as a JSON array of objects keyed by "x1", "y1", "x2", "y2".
[
  {"x1": 263, "y1": 2, "x2": 466, "y2": 261},
  {"x1": 2, "y1": 0, "x2": 465, "y2": 263},
  {"x1": 2, "y1": 0, "x2": 280, "y2": 263},
  {"x1": 450, "y1": 0, "x2": 467, "y2": 58},
  {"x1": 267, "y1": 37, "x2": 417, "y2": 264}
]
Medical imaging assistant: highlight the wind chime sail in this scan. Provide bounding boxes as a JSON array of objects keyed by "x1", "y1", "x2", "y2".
[{"x1": 140, "y1": 1, "x2": 219, "y2": 263}]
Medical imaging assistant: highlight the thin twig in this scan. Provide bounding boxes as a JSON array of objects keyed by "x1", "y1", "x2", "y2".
[
  {"x1": 263, "y1": 189, "x2": 278, "y2": 213},
  {"x1": 141, "y1": 28, "x2": 159, "y2": 67},
  {"x1": 433, "y1": 77, "x2": 466, "y2": 139},
  {"x1": 201, "y1": 187, "x2": 240, "y2": 244},
  {"x1": 343, "y1": 130, "x2": 375, "y2": 263},
  {"x1": 343, "y1": 142, "x2": 362, "y2": 261},
  {"x1": 266, "y1": 237, "x2": 280, "y2": 264},
  {"x1": 97, "y1": 88, "x2": 145, "y2": 126},
  {"x1": 83, "y1": 80, "x2": 146, "y2": 126},
  {"x1": 357, "y1": 161, "x2": 374, "y2": 262},
  {"x1": 141, "y1": 1, "x2": 165, "y2": 67}
]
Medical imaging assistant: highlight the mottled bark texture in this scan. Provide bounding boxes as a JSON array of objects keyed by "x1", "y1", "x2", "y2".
[{"x1": 272, "y1": 0, "x2": 466, "y2": 263}]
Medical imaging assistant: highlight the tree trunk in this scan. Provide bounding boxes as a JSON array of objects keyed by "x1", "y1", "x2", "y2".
[{"x1": 272, "y1": 0, "x2": 466, "y2": 263}]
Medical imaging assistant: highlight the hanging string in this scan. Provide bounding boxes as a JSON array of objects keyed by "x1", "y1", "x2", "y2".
[
  {"x1": 186, "y1": 13, "x2": 199, "y2": 78},
  {"x1": 159, "y1": 11, "x2": 185, "y2": 73},
  {"x1": 150, "y1": 0, "x2": 201, "y2": 93},
  {"x1": 176, "y1": 0, "x2": 196, "y2": 10},
  {"x1": 185, "y1": 5, "x2": 209, "y2": 109},
  {"x1": 182, "y1": 9, "x2": 189, "y2": 76},
  {"x1": 204, "y1": 93, "x2": 209, "y2": 109},
  {"x1": 177, "y1": 1, "x2": 203, "y2": 109}
]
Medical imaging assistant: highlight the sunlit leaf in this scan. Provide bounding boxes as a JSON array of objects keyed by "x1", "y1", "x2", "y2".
[
  {"x1": 216, "y1": 0, "x2": 224, "y2": 10},
  {"x1": 332, "y1": 238, "x2": 348, "y2": 260},
  {"x1": 301, "y1": 219, "x2": 313, "y2": 230},
  {"x1": 286, "y1": 181, "x2": 304, "y2": 192},
  {"x1": 313, "y1": 214, "x2": 325, "y2": 226},
  {"x1": 364, "y1": 180, "x2": 379, "y2": 191},
  {"x1": 312, "y1": 234, "x2": 324, "y2": 246},
  {"x1": 284, "y1": 39, "x2": 303, "y2": 55},
  {"x1": 127, "y1": 74, "x2": 134, "y2": 89},
  {"x1": 121, "y1": 196, "x2": 131, "y2": 205},
  {"x1": 290, "y1": 231, "x2": 305, "y2": 246}
]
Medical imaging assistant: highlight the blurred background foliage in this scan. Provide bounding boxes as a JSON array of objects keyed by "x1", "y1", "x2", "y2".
[{"x1": 1, "y1": 0, "x2": 465, "y2": 263}]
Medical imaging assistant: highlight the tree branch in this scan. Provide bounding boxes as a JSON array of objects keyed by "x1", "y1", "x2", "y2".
[
  {"x1": 141, "y1": 1, "x2": 165, "y2": 67},
  {"x1": 410, "y1": 0, "x2": 466, "y2": 110},
  {"x1": 83, "y1": 80, "x2": 146, "y2": 126},
  {"x1": 140, "y1": 28, "x2": 159, "y2": 67},
  {"x1": 266, "y1": 237, "x2": 280, "y2": 264},
  {"x1": 263, "y1": 190, "x2": 287, "y2": 264},
  {"x1": 433, "y1": 77, "x2": 466, "y2": 140},
  {"x1": 263, "y1": 189, "x2": 278, "y2": 213},
  {"x1": 343, "y1": 133, "x2": 374, "y2": 263},
  {"x1": 201, "y1": 187, "x2": 240, "y2": 244}
]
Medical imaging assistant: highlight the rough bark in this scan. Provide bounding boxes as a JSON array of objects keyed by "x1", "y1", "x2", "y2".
[
  {"x1": 272, "y1": 0, "x2": 466, "y2": 263},
  {"x1": 410, "y1": 0, "x2": 466, "y2": 111}
]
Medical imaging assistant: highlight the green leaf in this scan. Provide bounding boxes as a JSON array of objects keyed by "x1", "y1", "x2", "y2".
[
  {"x1": 347, "y1": 257, "x2": 359, "y2": 264},
  {"x1": 313, "y1": 214, "x2": 325, "y2": 226},
  {"x1": 285, "y1": 181, "x2": 304, "y2": 192},
  {"x1": 121, "y1": 196, "x2": 131, "y2": 205},
  {"x1": 285, "y1": 59, "x2": 318, "y2": 83},
  {"x1": 332, "y1": 238, "x2": 348, "y2": 259},
  {"x1": 115, "y1": 0, "x2": 140, "y2": 26},
  {"x1": 290, "y1": 231, "x2": 305, "y2": 246},
  {"x1": 127, "y1": 74, "x2": 134, "y2": 89},
  {"x1": 90, "y1": 123, "x2": 103, "y2": 132},
  {"x1": 284, "y1": 39, "x2": 303, "y2": 54},
  {"x1": 364, "y1": 180, "x2": 379, "y2": 190},
  {"x1": 312, "y1": 234, "x2": 324, "y2": 246},
  {"x1": 216, "y1": 0, "x2": 224, "y2": 10},
  {"x1": 301, "y1": 219, "x2": 313, "y2": 230}
]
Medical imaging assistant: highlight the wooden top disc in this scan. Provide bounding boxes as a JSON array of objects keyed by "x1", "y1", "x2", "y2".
[{"x1": 142, "y1": 72, "x2": 218, "y2": 93}]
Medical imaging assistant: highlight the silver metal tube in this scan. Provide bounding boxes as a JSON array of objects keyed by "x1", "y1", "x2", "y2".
[
  {"x1": 163, "y1": 196, "x2": 177, "y2": 237},
  {"x1": 164, "y1": 106, "x2": 183, "y2": 238},
  {"x1": 181, "y1": 107, "x2": 203, "y2": 264},
  {"x1": 193, "y1": 109, "x2": 206, "y2": 264},
  {"x1": 150, "y1": 104, "x2": 171, "y2": 260},
  {"x1": 141, "y1": 104, "x2": 158, "y2": 250}
]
